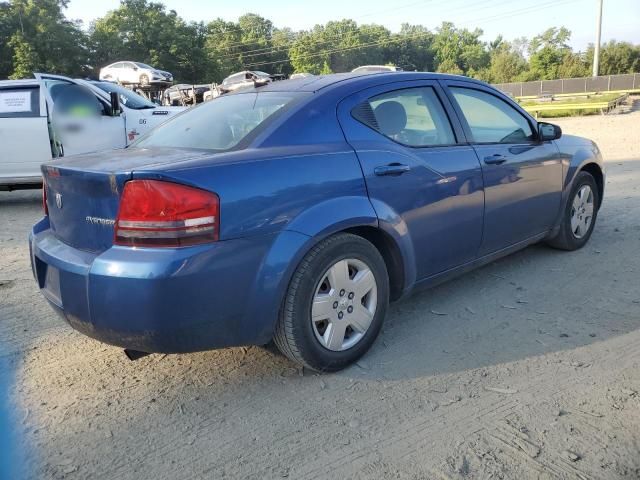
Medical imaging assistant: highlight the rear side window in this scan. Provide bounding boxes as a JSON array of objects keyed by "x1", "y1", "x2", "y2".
[
  {"x1": 352, "y1": 87, "x2": 455, "y2": 147},
  {"x1": 450, "y1": 87, "x2": 534, "y2": 144},
  {"x1": 0, "y1": 87, "x2": 40, "y2": 118},
  {"x1": 136, "y1": 92, "x2": 304, "y2": 151}
]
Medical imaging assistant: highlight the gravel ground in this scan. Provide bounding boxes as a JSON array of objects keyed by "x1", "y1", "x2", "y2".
[{"x1": 1, "y1": 109, "x2": 639, "y2": 479}]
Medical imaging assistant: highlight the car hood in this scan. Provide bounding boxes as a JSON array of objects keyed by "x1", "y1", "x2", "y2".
[{"x1": 143, "y1": 106, "x2": 186, "y2": 114}]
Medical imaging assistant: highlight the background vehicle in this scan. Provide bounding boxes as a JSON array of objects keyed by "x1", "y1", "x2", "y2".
[
  {"x1": 290, "y1": 73, "x2": 314, "y2": 80},
  {"x1": 163, "y1": 84, "x2": 212, "y2": 106},
  {"x1": 31, "y1": 72, "x2": 604, "y2": 372},
  {"x1": 352, "y1": 65, "x2": 403, "y2": 73},
  {"x1": 0, "y1": 74, "x2": 185, "y2": 190},
  {"x1": 220, "y1": 70, "x2": 273, "y2": 93},
  {"x1": 99, "y1": 61, "x2": 173, "y2": 86}
]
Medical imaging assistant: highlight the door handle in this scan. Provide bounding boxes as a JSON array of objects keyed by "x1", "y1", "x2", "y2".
[
  {"x1": 484, "y1": 154, "x2": 507, "y2": 165},
  {"x1": 374, "y1": 163, "x2": 411, "y2": 176},
  {"x1": 62, "y1": 124, "x2": 83, "y2": 133}
]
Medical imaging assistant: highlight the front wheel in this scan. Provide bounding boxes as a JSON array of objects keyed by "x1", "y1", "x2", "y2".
[
  {"x1": 274, "y1": 233, "x2": 389, "y2": 372},
  {"x1": 546, "y1": 171, "x2": 599, "y2": 250},
  {"x1": 139, "y1": 74, "x2": 149, "y2": 86}
]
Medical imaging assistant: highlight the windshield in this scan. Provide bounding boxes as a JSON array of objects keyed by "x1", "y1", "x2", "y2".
[
  {"x1": 253, "y1": 71, "x2": 271, "y2": 77},
  {"x1": 91, "y1": 81, "x2": 156, "y2": 110},
  {"x1": 135, "y1": 92, "x2": 304, "y2": 151}
]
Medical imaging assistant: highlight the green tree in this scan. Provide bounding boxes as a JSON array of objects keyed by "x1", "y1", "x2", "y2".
[
  {"x1": 527, "y1": 27, "x2": 572, "y2": 80},
  {"x1": 432, "y1": 22, "x2": 488, "y2": 75},
  {"x1": 476, "y1": 40, "x2": 528, "y2": 83},
  {"x1": 289, "y1": 20, "x2": 392, "y2": 74},
  {"x1": 90, "y1": 0, "x2": 208, "y2": 82},
  {"x1": 388, "y1": 24, "x2": 434, "y2": 71},
  {"x1": 2, "y1": 0, "x2": 87, "y2": 79},
  {"x1": 586, "y1": 40, "x2": 640, "y2": 75},
  {"x1": 557, "y1": 51, "x2": 589, "y2": 78}
]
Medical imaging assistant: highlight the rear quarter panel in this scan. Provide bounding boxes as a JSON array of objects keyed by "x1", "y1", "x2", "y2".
[{"x1": 132, "y1": 144, "x2": 378, "y2": 342}]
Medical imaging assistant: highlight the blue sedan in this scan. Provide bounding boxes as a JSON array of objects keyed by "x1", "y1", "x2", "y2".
[{"x1": 31, "y1": 72, "x2": 604, "y2": 372}]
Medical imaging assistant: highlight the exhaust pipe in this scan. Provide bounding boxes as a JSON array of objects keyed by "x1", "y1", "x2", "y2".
[{"x1": 124, "y1": 349, "x2": 151, "y2": 361}]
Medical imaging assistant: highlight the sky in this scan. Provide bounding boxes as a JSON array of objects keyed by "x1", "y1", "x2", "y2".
[{"x1": 65, "y1": 0, "x2": 640, "y2": 52}]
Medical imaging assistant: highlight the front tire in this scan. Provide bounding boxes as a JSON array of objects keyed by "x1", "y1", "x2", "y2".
[
  {"x1": 274, "y1": 233, "x2": 389, "y2": 372},
  {"x1": 139, "y1": 74, "x2": 149, "y2": 86},
  {"x1": 546, "y1": 171, "x2": 599, "y2": 251}
]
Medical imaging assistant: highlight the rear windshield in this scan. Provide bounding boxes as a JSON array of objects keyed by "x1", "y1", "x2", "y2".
[{"x1": 135, "y1": 92, "x2": 304, "y2": 151}]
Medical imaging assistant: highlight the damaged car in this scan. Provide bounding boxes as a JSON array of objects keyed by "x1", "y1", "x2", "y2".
[{"x1": 0, "y1": 74, "x2": 185, "y2": 190}]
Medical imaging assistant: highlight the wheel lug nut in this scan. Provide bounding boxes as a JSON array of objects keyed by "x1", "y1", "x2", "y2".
[
  {"x1": 347, "y1": 306, "x2": 353, "y2": 313},
  {"x1": 333, "y1": 301, "x2": 338, "y2": 309},
  {"x1": 339, "y1": 289, "x2": 345, "y2": 296},
  {"x1": 348, "y1": 292, "x2": 354, "y2": 299},
  {"x1": 338, "y1": 312, "x2": 343, "y2": 319}
]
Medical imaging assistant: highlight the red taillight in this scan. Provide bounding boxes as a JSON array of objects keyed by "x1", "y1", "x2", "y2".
[
  {"x1": 42, "y1": 180, "x2": 48, "y2": 215},
  {"x1": 114, "y1": 180, "x2": 219, "y2": 247}
]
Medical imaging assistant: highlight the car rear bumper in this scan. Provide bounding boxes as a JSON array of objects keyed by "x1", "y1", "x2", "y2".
[
  {"x1": 0, "y1": 176, "x2": 42, "y2": 191},
  {"x1": 30, "y1": 218, "x2": 307, "y2": 353}
]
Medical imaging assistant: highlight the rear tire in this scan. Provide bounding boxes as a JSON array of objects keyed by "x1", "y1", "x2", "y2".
[
  {"x1": 274, "y1": 233, "x2": 389, "y2": 372},
  {"x1": 546, "y1": 171, "x2": 599, "y2": 251}
]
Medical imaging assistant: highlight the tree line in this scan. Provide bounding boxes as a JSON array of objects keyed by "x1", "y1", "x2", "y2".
[{"x1": 1, "y1": 0, "x2": 639, "y2": 84}]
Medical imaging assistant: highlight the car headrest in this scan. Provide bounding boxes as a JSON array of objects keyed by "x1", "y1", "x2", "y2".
[{"x1": 373, "y1": 101, "x2": 407, "y2": 136}]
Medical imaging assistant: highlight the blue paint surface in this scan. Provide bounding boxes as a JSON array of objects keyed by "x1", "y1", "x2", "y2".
[{"x1": 30, "y1": 72, "x2": 604, "y2": 353}]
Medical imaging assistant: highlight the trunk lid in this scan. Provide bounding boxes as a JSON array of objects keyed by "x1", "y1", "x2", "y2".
[{"x1": 43, "y1": 147, "x2": 210, "y2": 252}]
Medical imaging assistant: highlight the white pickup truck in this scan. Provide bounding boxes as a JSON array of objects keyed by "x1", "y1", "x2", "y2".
[{"x1": 0, "y1": 73, "x2": 185, "y2": 190}]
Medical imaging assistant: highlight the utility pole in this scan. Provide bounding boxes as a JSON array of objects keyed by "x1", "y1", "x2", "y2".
[{"x1": 593, "y1": 0, "x2": 603, "y2": 77}]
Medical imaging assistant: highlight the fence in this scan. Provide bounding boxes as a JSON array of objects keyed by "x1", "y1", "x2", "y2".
[
  {"x1": 523, "y1": 93, "x2": 629, "y2": 118},
  {"x1": 494, "y1": 73, "x2": 640, "y2": 98}
]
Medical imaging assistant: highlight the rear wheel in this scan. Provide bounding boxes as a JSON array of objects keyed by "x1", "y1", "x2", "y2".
[
  {"x1": 546, "y1": 171, "x2": 599, "y2": 250},
  {"x1": 274, "y1": 233, "x2": 389, "y2": 372}
]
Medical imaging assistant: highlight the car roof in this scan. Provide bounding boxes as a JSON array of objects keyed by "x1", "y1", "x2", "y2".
[
  {"x1": 245, "y1": 71, "x2": 482, "y2": 93},
  {"x1": 0, "y1": 79, "x2": 39, "y2": 87}
]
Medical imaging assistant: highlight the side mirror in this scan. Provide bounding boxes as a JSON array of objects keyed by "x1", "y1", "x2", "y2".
[
  {"x1": 109, "y1": 91, "x2": 121, "y2": 116},
  {"x1": 538, "y1": 122, "x2": 562, "y2": 141}
]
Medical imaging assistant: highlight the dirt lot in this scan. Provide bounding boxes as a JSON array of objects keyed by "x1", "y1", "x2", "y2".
[{"x1": 1, "y1": 109, "x2": 639, "y2": 479}]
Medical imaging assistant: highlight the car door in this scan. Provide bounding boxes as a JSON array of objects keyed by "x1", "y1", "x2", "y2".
[
  {"x1": 441, "y1": 81, "x2": 563, "y2": 255},
  {"x1": 37, "y1": 75, "x2": 126, "y2": 156},
  {"x1": 121, "y1": 63, "x2": 137, "y2": 84},
  {"x1": 338, "y1": 81, "x2": 484, "y2": 280},
  {"x1": 106, "y1": 62, "x2": 122, "y2": 82},
  {"x1": 0, "y1": 82, "x2": 51, "y2": 181}
]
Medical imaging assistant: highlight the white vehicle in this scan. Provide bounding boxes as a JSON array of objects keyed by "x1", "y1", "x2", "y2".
[
  {"x1": 351, "y1": 65, "x2": 403, "y2": 73},
  {"x1": 99, "y1": 61, "x2": 173, "y2": 86},
  {"x1": 290, "y1": 72, "x2": 314, "y2": 80},
  {"x1": 0, "y1": 73, "x2": 185, "y2": 190}
]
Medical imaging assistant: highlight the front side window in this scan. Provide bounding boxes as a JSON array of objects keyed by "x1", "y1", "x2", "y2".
[
  {"x1": 450, "y1": 87, "x2": 534, "y2": 144},
  {"x1": 46, "y1": 81, "x2": 104, "y2": 117},
  {"x1": 135, "y1": 92, "x2": 304, "y2": 151},
  {"x1": 352, "y1": 87, "x2": 455, "y2": 147}
]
